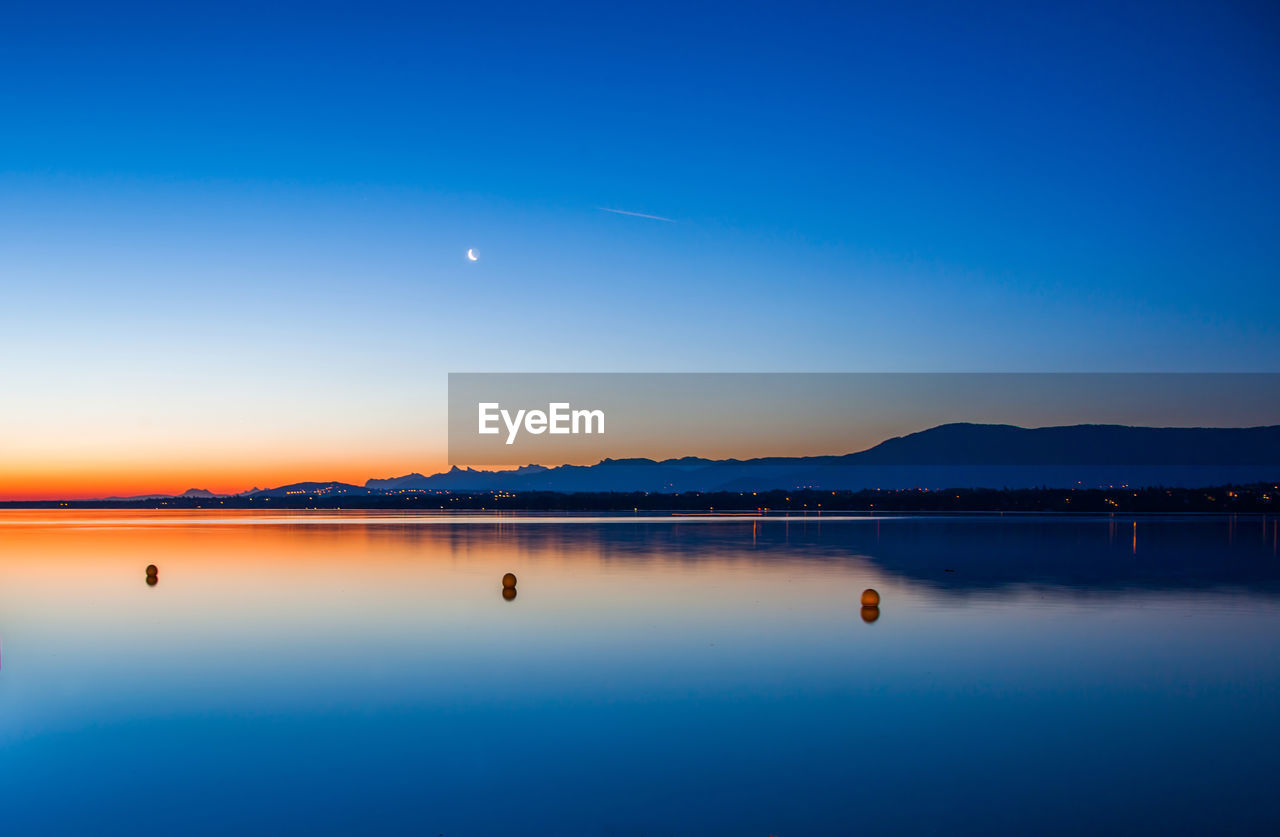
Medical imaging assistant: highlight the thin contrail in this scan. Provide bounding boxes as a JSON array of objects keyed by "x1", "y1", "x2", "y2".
[{"x1": 597, "y1": 207, "x2": 677, "y2": 223}]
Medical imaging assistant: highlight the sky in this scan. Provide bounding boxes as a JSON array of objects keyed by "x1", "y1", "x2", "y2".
[{"x1": 1, "y1": 0, "x2": 1278, "y2": 498}]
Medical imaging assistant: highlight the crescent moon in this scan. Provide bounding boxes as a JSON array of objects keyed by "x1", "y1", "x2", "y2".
[{"x1": 466, "y1": 248, "x2": 478, "y2": 261}]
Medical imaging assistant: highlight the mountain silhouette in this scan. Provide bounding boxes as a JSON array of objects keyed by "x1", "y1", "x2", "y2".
[
  {"x1": 361, "y1": 423, "x2": 1280, "y2": 493},
  {"x1": 102, "y1": 487, "x2": 222, "y2": 501},
  {"x1": 247, "y1": 481, "x2": 366, "y2": 498}
]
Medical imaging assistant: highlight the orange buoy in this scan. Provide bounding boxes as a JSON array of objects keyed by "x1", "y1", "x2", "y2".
[
  {"x1": 860, "y1": 588, "x2": 880, "y2": 607},
  {"x1": 146, "y1": 564, "x2": 158, "y2": 576},
  {"x1": 502, "y1": 573, "x2": 517, "y2": 589}
]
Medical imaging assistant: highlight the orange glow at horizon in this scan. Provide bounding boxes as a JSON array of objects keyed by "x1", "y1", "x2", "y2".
[
  {"x1": 0, "y1": 372, "x2": 453, "y2": 501},
  {"x1": 0, "y1": 453, "x2": 449, "y2": 501}
]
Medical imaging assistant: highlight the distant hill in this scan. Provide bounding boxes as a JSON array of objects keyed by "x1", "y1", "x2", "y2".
[
  {"x1": 101, "y1": 487, "x2": 222, "y2": 501},
  {"x1": 101, "y1": 493, "x2": 182, "y2": 501},
  {"x1": 368, "y1": 464, "x2": 548, "y2": 491},
  {"x1": 247, "y1": 481, "x2": 366, "y2": 498},
  {"x1": 363, "y1": 423, "x2": 1280, "y2": 493},
  {"x1": 847, "y1": 423, "x2": 1280, "y2": 466}
]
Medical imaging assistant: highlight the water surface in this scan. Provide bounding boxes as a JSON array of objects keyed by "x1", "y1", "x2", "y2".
[{"x1": 1, "y1": 511, "x2": 1278, "y2": 834}]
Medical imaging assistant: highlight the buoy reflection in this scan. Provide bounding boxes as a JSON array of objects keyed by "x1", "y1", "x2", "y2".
[{"x1": 860, "y1": 606, "x2": 880, "y2": 623}]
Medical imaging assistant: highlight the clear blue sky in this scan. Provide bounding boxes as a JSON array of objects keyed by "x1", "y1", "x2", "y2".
[{"x1": 1, "y1": 0, "x2": 1278, "y2": 493}]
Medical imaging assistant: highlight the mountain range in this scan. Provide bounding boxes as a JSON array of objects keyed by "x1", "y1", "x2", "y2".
[
  {"x1": 231, "y1": 422, "x2": 1280, "y2": 498},
  {"x1": 101, "y1": 487, "x2": 220, "y2": 501}
]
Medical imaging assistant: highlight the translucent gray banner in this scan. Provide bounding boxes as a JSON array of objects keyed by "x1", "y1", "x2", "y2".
[{"x1": 447, "y1": 373, "x2": 1280, "y2": 490}]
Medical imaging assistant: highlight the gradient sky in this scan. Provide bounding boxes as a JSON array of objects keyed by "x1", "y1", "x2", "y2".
[{"x1": 2, "y1": 0, "x2": 1278, "y2": 498}]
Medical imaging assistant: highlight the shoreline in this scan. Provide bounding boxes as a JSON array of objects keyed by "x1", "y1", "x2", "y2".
[{"x1": 1, "y1": 483, "x2": 1275, "y2": 514}]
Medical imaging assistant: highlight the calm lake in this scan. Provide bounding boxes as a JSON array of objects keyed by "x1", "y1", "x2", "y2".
[{"x1": 1, "y1": 511, "x2": 1278, "y2": 834}]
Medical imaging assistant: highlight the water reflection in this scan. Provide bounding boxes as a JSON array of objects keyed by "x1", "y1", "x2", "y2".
[
  {"x1": 401, "y1": 514, "x2": 1280, "y2": 597},
  {"x1": 0, "y1": 511, "x2": 1277, "y2": 834}
]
